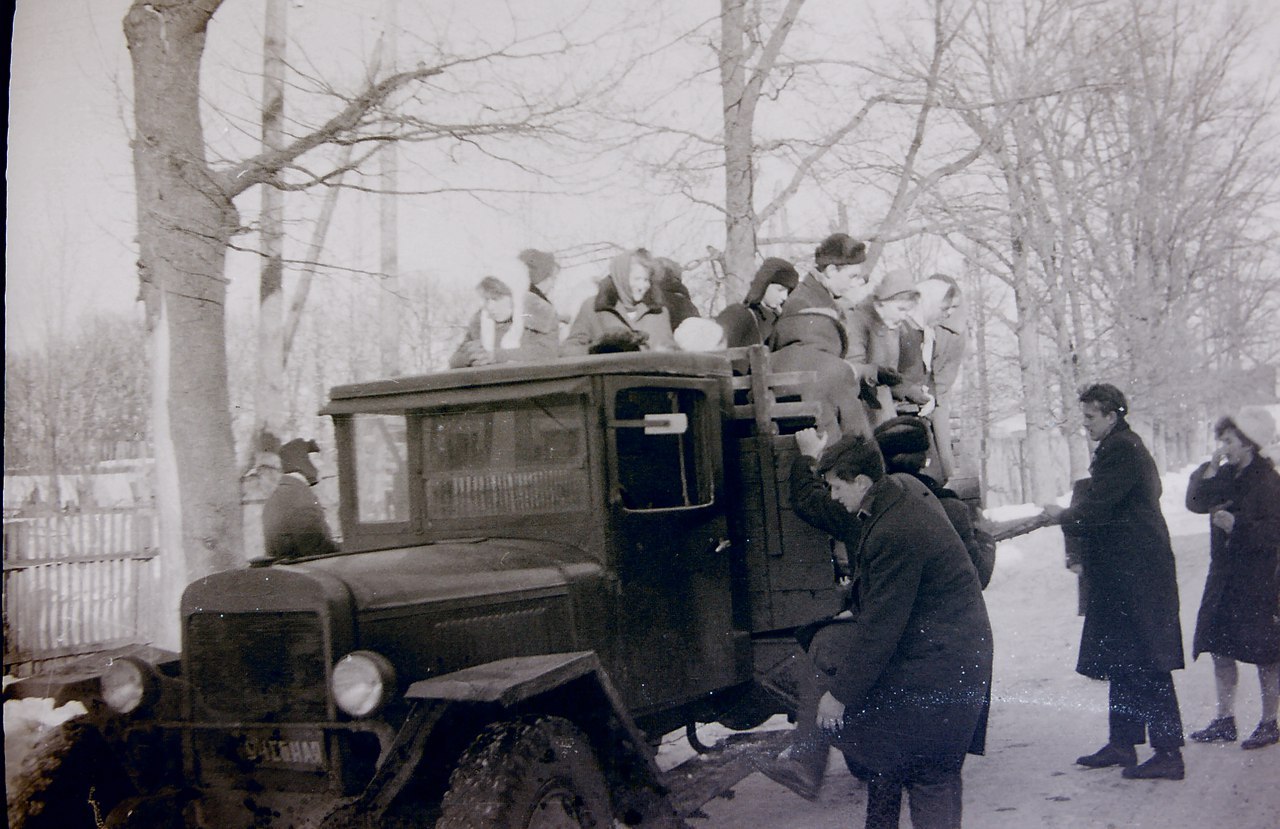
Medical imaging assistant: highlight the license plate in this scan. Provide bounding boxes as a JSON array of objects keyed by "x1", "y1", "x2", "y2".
[{"x1": 238, "y1": 729, "x2": 326, "y2": 770}]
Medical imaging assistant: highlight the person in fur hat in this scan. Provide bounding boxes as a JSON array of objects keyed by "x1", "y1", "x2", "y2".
[
  {"x1": 563, "y1": 249, "x2": 677, "y2": 355},
  {"x1": 449, "y1": 275, "x2": 560, "y2": 368},
  {"x1": 653, "y1": 257, "x2": 701, "y2": 330},
  {"x1": 770, "y1": 234, "x2": 876, "y2": 439},
  {"x1": 716, "y1": 257, "x2": 800, "y2": 348},
  {"x1": 262, "y1": 438, "x2": 337, "y2": 560},
  {"x1": 1185, "y1": 406, "x2": 1280, "y2": 751}
]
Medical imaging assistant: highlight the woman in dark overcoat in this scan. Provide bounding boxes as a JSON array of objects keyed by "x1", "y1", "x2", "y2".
[
  {"x1": 1041, "y1": 383, "x2": 1186, "y2": 780},
  {"x1": 1185, "y1": 407, "x2": 1280, "y2": 751},
  {"x1": 782, "y1": 429, "x2": 992, "y2": 829}
]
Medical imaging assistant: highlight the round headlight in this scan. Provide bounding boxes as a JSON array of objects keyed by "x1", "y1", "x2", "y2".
[
  {"x1": 101, "y1": 657, "x2": 159, "y2": 714},
  {"x1": 331, "y1": 651, "x2": 395, "y2": 717}
]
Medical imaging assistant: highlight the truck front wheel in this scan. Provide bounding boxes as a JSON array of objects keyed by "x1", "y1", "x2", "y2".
[{"x1": 437, "y1": 716, "x2": 612, "y2": 829}]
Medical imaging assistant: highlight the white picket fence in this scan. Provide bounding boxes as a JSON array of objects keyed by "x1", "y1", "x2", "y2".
[{"x1": 3, "y1": 507, "x2": 159, "y2": 675}]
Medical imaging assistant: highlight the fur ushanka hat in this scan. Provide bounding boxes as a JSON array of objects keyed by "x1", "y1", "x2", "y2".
[{"x1": 279, "y1": 438, "x2": 321, "y2": 485}]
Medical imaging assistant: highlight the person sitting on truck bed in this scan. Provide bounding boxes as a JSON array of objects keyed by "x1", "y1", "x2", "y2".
[
  {"x1": 875, "y1": 415, "x2": 995, "y2": 589},
  {"x1": 845, "y1": 268, "x2": 925, "y2": 429},
  {"x1": 716, "y1": 257, "x2": 800, "y2": 348},
  {"x1": 897, "y1": 273, "x2": 966, "y2": 482},
  {"x1": 770, "y1": 233, "x2": 875, "y2": 439},
  {"x1": 262, "y1": 438, "x2": 338, "y2": 560},
  {"x1": 759, "y1": 428, "x2": 992, "y2": 829},
  {"x1": 563, "y1": 248, "x2": 677, "y2": 355},
  {"x1": 449, "y1": 275, "x2": 560, "y2": 368}
]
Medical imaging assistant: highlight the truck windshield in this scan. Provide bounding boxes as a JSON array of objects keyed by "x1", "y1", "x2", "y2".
[{"x1": 421, "y1": 395, "x2": 588, "y2": 519}]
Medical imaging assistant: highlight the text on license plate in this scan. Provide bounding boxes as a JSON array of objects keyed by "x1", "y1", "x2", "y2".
[{"x1": 240, "y1": 732, "x2": 325, "y2": 768}]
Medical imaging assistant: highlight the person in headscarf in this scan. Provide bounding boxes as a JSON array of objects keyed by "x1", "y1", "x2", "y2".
[
  {"x1": 716, "y1": 257, "x2": 801, "y2": 348},
  {"x1": 563, "y1": 248, "x2": 677, "y2": 355},
  {"x1": 1185, "y1": 406, "x2": 1280, "y2": 751}
]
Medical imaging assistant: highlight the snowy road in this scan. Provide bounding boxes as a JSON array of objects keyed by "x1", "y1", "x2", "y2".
[{"x1": 670, "y1": 527, "x2": 1280, "y2": 829}]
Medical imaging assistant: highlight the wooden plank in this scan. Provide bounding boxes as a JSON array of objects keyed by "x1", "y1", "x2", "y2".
[{"x1": 665, "y1": 730, "x2": 792, "y2": 818}]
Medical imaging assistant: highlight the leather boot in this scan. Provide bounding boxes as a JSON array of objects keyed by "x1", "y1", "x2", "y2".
[
  {"x1": 1122, "y1": 748, "x2": 1185, "y2": 780},
  {"x1": 1189, "y1": 716, "x2": 1237, "y2": 743},
  {"x1": 1076, "y1": 742, "x2": 1137, "y2": 769}
]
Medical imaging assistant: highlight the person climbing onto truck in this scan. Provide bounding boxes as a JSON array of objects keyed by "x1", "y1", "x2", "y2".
[{"x1": 759, "y1": 428, "x2": 992, "y2": 829}]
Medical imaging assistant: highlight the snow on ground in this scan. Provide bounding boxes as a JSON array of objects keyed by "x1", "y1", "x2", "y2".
[
  {"x1": 693, "y1": 464, "x2": 1280, "y2": 828},
  {"x1": 8, "y1": 463, "x2": 1276, "y2": 828}
]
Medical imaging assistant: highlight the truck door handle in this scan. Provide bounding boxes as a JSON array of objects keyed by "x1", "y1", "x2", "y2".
[{"x1": 712, "y1": 538, "x2": 731, "y2": 554}]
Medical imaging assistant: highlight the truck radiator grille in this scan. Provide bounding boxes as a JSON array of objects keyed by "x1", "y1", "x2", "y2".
[
  {"x1": 425, "y1": 468, "x2": 588, "y2": 518},
  {"x1": 186, "y1": 611, "x2": 329, "y2": 722}
]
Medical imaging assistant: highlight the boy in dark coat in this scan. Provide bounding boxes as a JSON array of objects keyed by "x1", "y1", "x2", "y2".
[
  {"x1": 763, "y1": 429, "x2": 992, "y2": 828},
  {"x1": 262, "y1": 438, "x2": 337, "y2": 560},
  {"x1": 1041, "y1": 383, "x2": 1187, "y2": 780}
]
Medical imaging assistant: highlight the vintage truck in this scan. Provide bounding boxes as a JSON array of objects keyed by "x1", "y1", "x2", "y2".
[{"x1": 7, "y1": 347, "x2": 881, "y2": 829}]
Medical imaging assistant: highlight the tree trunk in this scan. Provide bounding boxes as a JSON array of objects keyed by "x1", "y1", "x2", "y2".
[
  {"x1": 255, "y1": 0, "x2": 287, "y2": 456},
  {"x1": 719, "y1": 0, "x2": 757, "y2": 300},
  {"x1": 126, "y1": 0, "x2": 243, "y2": 648}
]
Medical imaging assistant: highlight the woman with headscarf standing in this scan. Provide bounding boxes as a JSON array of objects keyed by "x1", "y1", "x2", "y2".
[
  {"x1": 1185, "y1": 407, "x2": 1280, "y2": 751},
  {"x1": 563, "y1": 249, "x2": 677, "y2": 355},
  {"x1": 1040, "y1": 383, "x2": 1187, "y2": 781}
]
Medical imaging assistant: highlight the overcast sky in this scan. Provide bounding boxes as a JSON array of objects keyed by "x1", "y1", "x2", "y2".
[{"x1": 7, "y1": 0, "x2": 1279, "y2": 354}]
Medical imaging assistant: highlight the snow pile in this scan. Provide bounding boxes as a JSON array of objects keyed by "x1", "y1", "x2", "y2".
[{"x1": 3, "y1": 690, "x2": 88, "y2": 796}]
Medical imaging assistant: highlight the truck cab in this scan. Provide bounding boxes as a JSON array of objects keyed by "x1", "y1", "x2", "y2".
[{"x1": 13, "y1": 348, "x2": 844, "y2": 829}]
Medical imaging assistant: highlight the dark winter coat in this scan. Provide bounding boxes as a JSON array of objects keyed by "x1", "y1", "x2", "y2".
[
  {"x1": 1058, "y1": 422, "x2": 1184, "y2": 679},
  {"x1": 656, "y1": 271, "x2": 700, "y2": 330},
  {"x1": 771, "y1": 276, "x2": 848, "y2": 358},
  {"x1": 907, "y1": 471, "x2": 995, "y2": 589},
  {"x1": 716, "y1": 302, "x2": 779, "y2": 349},
  {"x1": 563, "y1": 279, "x2": 677, "y2": 355},
  {"x1": 789, "y1": 459, "x2": 993, "y2": 769},
  {"x1": 1186, "y1": 456, "x2": 1280, "y2": 664},
  {"x1": 262, "y1": 475, "x2": 338, "y2": 560}
]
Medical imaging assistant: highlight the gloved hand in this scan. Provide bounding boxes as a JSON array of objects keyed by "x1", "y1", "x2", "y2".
[{"x1": 876, "y1": 366, "x2": 902, "y2": 385}]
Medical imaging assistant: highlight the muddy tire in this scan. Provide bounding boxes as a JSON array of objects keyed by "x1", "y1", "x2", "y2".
[
  {"x1": 7, "y1": 720, "x2": 136, "y2": 829},
  {"x1": 437, "y1": 716, "x2": 612, "y2": 829}
]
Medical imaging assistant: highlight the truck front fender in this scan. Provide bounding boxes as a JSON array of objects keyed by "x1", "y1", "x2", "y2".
[{"x1": 407, "y1": 652, "x2": 679, "y2": 826}]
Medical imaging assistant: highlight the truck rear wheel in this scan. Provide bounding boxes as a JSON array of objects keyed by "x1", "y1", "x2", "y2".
[{"x1": 437, "y1": 716, "x2": 612, "y2": 829}]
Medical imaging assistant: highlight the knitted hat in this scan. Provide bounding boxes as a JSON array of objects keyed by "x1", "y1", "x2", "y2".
[
  {"x1": 744, "y1": 257, "x2": 801, "y2": 303},
  {"x1": 873, "y1": 269, "x2": 920, "y2": 301},
  {"x1": 874, "y1": 415, "x2": 932, "y2": 458},
  {"x1": 1233, "y1": 406, "x2": 1277, "y2": 455},
  {"x1": 814, "y1": 233, "x2": 867, "y2": 269},
  {"x1": 518, "y1": 249, "x2": 558, "y2": 285},
  {"x1": 279, "y1": 438, "x2": 321, "y2": 485}
]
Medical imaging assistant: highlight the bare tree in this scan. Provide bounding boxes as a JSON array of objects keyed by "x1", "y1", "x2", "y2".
[{"x1": 123, "y1": 0, "x2": 600, "y2": 645}]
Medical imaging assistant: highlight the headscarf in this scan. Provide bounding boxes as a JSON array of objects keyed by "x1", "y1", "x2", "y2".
[{"x1": 608, "y1": 250, "x2": 650, "y2": 315}]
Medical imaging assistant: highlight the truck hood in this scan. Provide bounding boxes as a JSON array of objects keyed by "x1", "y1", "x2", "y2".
[{"x1": 284, "y1": 538, "x2": 601, "y2": 612}]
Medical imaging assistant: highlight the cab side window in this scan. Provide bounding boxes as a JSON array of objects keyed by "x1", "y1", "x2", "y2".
[
  {"x1": 352, "y1": 414, "x2": 410, "y2": 523},
  {"x1": 613, "y1": 387, "x2": 711, "y2": 510}
]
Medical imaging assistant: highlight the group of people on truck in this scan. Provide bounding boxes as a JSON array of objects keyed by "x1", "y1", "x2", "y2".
[{"x1": 449, "y1": 235, "x2": 968, "y2": 481}]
